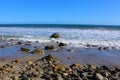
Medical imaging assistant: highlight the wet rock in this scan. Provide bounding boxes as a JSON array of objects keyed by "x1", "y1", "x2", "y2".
[
  {"x1": 31, "y1": 48, "x2": 44, "y2": 54},
  {"x1": 0, "y1": 45, "x2": 5, "y2": 48},
  {"x1": 58, "y1": 42, "x2": 66, "y2": 47},
  {"x1": 98, "y1": 47, "x2": 102, "y2": 50},
  {"x1": 98, "y1": 47, "x2": 109, "y2": 50},
  {"x1": 67, "y1": 49, "x2": 73, "y2": 52},
  {"x1": 50, "y1": 33, "x2": 60, "y2": 38},
  {"x1": 16, "y1": 41, "x2": 22, "y2": 45},
  {"x1": 42, "y1": 54, "x2": 54, "y2": 61},
  {"x1": 86, "y1": 44, "x2": 90, "y2": 47},
  {"x1": 45, "y1": 45, "x2": 55, "y2": 50},
  {"x1": 21, "y1": 47, "x2": 30, "y2": 52}
]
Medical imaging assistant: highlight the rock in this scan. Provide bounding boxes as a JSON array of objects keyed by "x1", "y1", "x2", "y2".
[
  {"x1": 31, "y1": 48, "x2": 44, "y2": 54},
  {"x1": 45, "y1": 45, "x2": 55, "y2": 50},
  {"x1": 0, "y1": 45, "x2": 5, "y2": 48},
  {"x1": 16, "y1": 41, "x2": 22, "y2": 45},
  {"x1": 70, "y1": 64, "x2": 83, "y2": 69},
  {"x1": 67, "y1": 49, "x2": 73, "y2": 52},
  {"x1": 103, "y1": 47, "x2": 109, "y2": 50},
  {"x1": 95, "y1": 73, "x2": 104, "y2": 80},
  {"x1": 12, "y1": 59, "x2": 20, "y2": 64},
  {"x1": 98, "y1": 47, "x2": 109, "y2": 50},
  {"x1": 50, "y1": 33, "x2": 60, "y2": 38},
  {"x1": 51, "y1": 73, "x2": 63, "y2": 80},
  {"x1": 88, "y1": 64, "x2": 96, "y2": 70},
  {"x1": 101, "y1": 71, "x2": 109, "y2": 77},
  {"x1": 21, "y1": 47, "x2": 30, "y2": 52},
  {"x1": 27, "y1": 61, "x2": 32, "y2": 65},
  {"x1": 98, "y1": 47, "x2": 102, "y2": 50},
  {"x1": 42, "y1": 54, "x2": 54, "y2": 61},
  {"x1": 58, "y1": 42, "x2": 66, "y2": 47},
  {"x1": 86, "y1": 44, "x2": 90, "y2": 47},
  {"x1": 32, "y1": 71, "x2": 39, "y2": 77},
  {"x1": 101, "y1": 65, "x2": 109, "y2": 70},
  {"x1": 21, "y1": 74, "x2": 29, "y2": 80}
]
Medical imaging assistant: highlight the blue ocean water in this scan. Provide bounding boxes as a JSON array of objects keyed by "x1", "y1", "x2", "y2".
[{"x1": 0, "y1": 24, "x2": 120, "y2": 48}]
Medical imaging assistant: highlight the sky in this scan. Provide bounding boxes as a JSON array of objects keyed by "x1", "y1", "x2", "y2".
[{"x1": 0, "y1": 0, "x2": 120, "y2": 25}]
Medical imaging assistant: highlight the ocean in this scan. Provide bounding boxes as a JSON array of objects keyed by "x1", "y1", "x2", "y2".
[{"x1": 0, "y1": 24, "x2": 120, "y2": 48}]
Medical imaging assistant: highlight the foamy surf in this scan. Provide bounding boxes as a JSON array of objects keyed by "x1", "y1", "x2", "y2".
[{"x1": 0, "y1": 26, "x2": 120, "y2": 48}]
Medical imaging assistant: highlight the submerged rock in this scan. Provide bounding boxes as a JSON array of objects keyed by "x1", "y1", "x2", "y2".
[
  {"x1": 45, "y1": 45, "x2": 55, "y2": 50},
  {"x1": 0, "y1": 45, "x2": 5, "y2": 48},
  {"x1": 98, "y1": 47, "x2": 109, "y2": 50},
  {"x1": 50, "y1": 33, "x2": 60, "y2": 38},
  {"x1": 16, "y1": 41, "x2": 22, "y2": 45},
  {"x1": 31, "y1": 48, "x2": 44, "y2": 54},
  {"x1": 21, "y1": 47, "x2": 30, "y2": 52},
  {"x1": 58, "y1": 42, "x2": 66, "y2": 47}
]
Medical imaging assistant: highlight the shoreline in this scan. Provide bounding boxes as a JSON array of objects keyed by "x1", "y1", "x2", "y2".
[{"x1": 0, "y1": 38, "x2": 120, "y2": 79}]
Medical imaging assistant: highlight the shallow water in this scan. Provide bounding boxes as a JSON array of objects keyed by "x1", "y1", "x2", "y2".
[{"x1": 0, "y1": 41, "x2": 119, "y2": 67}]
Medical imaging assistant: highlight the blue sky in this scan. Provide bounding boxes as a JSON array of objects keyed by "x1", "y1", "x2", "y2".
[{"x1": 0, "y1": 0, "x2": 120, "y2": 25}]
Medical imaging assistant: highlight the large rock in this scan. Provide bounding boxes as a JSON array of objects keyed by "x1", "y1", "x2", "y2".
[
  {"x1": 50, "y1": 33, "x2": 60, "y2": 38},
  {"x1": 31, "y1": 48, "x2": 44, "y2": 54}
]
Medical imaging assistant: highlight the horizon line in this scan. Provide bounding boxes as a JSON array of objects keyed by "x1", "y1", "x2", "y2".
[{"x1": 0, "y1": 23, "x2": 120, "y2": 26}]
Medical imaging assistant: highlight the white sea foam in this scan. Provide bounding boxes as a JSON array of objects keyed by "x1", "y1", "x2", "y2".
[{"x1": 0, "y1": 27, "x2": 120, "y2": 48}]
